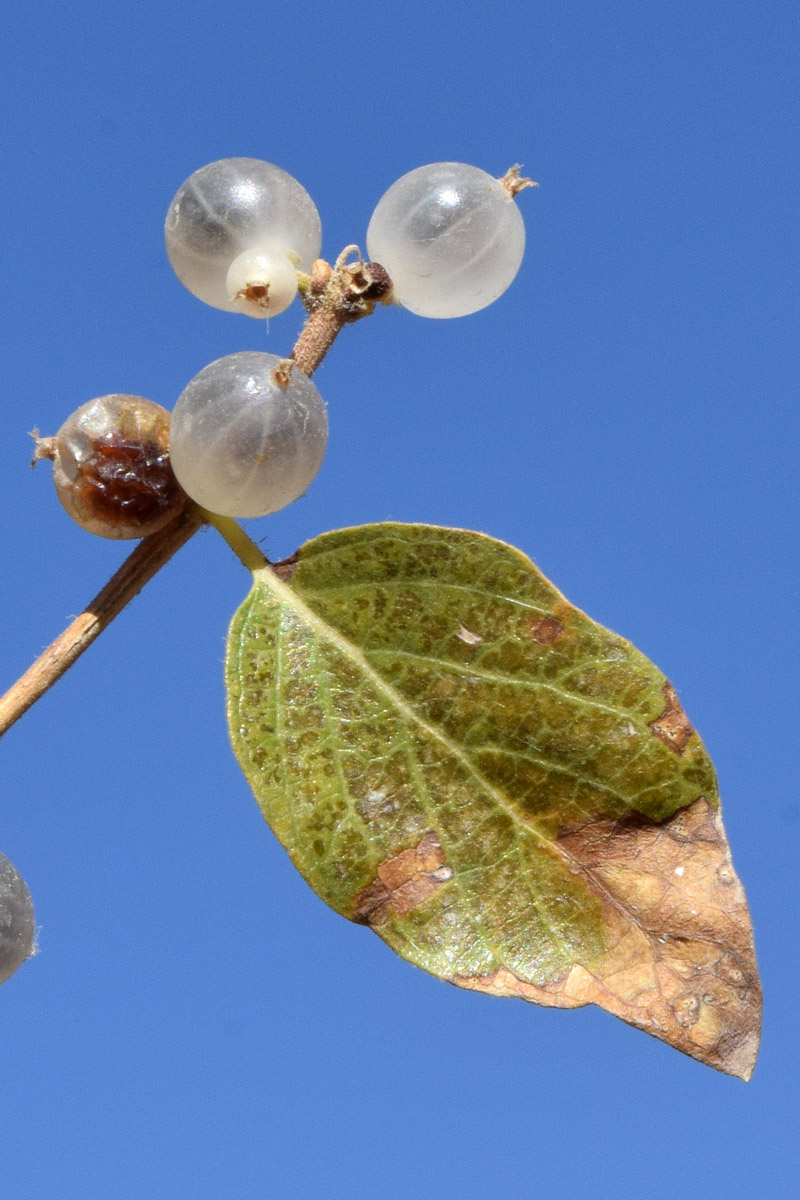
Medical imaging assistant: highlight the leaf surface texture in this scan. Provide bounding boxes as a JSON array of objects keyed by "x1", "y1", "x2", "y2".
[{"x1": 226, "y1": 523, "x2": 760, "y2": 1078}]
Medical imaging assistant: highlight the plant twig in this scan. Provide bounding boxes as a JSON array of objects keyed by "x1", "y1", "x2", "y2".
[
  {"x1": 293, "y1": 249, "x2": 392, "y2": 376},
  {"x1": 0, "y1": 505, "x2": 204, "y2": 737},
  {"x1": 0, "y1": 249, "x2": 389, "y2": 739}
]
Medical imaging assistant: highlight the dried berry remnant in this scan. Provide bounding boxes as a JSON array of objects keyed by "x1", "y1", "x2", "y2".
[
  {"x1": 0, "y1": 851, "x2": 35, "y2": 987},
  {"x1": 499, "y1": 164, "x2": 539, "y2": 197},
  {"x1": 36, "y1": 395, "x2": 187, "y2": 540},
  {"x1": 358, "y1": 261, "x2": 393, "y2": 302}
]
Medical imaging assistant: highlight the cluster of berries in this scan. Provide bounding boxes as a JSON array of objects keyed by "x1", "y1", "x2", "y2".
[
  {"x1": 7, "y1": 158, "x2": 532, "y2": 984},
  {"x1": 37, "y1": 157, "x2": 530, "y2": 533}
]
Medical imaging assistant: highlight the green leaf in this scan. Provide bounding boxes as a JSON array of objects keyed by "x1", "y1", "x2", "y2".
[{"x1": 226, "y1": 523, "x2": 761, "y2": 1079}]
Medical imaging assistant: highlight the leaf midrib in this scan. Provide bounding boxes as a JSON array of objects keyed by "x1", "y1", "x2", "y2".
[{"x1": 252, "y1": 564, "x2": 598, "y2": 880}]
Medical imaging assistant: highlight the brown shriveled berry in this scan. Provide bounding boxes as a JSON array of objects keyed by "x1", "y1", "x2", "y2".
[{"x1": 33, "y1": 395, "x2": 187, "y2": 540}]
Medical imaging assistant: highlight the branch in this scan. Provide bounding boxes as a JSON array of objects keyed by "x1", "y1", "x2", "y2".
[
  {"x1": 0, "y1": 250, "x2": 391, "y2": 739},
  {"x1": 0, "y1": 505, "x2": 204, "y2": 737},
  {"x1": 293, "y1": 249, "x2": 392, "y2": 376}
]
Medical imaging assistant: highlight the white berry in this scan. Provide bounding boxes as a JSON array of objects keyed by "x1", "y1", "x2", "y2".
[
  {"x1": 225, "y1": 246, "x2": 299, "y2": 318},
  {"x1": 366, "y1": 162, "x2": 526, "y2": 318},
  {"x1": 165, "y1": 158, "x2": 321, "y2": 313},
  {"x1": 169, "y1": 352, "x2": 328, "y2": 519},
  {"x1": 0, "y1": 852, "x2": 35, "y2": 987}
]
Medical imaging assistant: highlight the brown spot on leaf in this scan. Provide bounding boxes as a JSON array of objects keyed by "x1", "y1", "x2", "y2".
[
  {"x1": 530, "y1": 616, "x2": 564, "y2": 644},
  {"x1": 649, "y1": 682, "x2": 694, "y2": 754},
  {"x1": 354, "y1": 831, "x2": 452, "y2": 926},
  {"x1": 452, "y1": 798, "x2": 761, "y2": 1080}
]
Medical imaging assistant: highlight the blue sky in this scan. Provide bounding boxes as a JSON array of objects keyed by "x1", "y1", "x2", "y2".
[{"x1": 1, "y1": 2, "x2": 797, "y2": 1196}]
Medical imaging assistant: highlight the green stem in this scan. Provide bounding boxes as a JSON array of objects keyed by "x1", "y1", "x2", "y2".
[{"x1": 200, "y1": 510, "x2": 269, "y2": 573}]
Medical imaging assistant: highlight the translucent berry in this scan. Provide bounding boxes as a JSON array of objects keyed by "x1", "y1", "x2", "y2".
[
  {"x1": 35, "y1": 395, "x2": 187, "y2": 539},
  {"x1": 225, "y1": 246, "x2": 299, "y2": 318},
  {"x1": 165, "y1": 158, "x2": 321, "y2": 314},
  {"x1": 169, "y1": 352, "x2": 328, "y2": 519},
  {"x1": 0, "y1": 852, "x2": 35, "y2": 987},
  {"x1": 366, "y1": 162, "x2": 526, "y2": 318}
]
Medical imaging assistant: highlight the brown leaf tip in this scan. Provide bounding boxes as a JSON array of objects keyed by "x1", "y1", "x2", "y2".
[
  {"x1": 555, "y1": 798, "x2": 761, "y2": 1079},
  {"x1": 353, "y1": 831, "x2": 452, "y2": 926},
  {"x1": 453, "y1": 798, "x2": 761, "y2": 1079},
  {"x1": 530, "y1": 616, "x2": 564, "y2": 644},
  {"x1": 649, "y1": 682, "x2": 694, "y2": 754}
]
